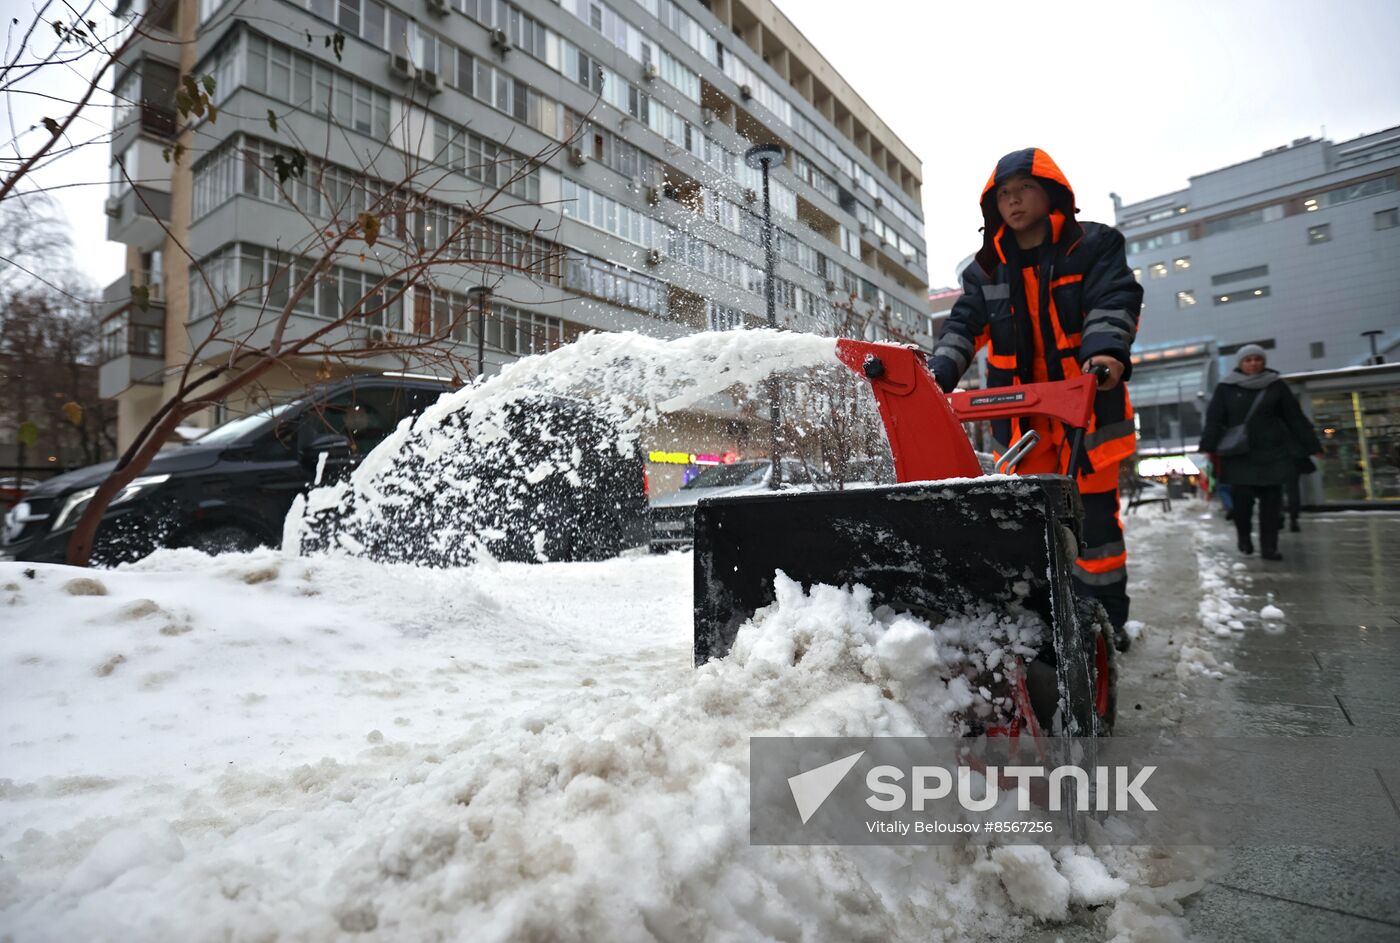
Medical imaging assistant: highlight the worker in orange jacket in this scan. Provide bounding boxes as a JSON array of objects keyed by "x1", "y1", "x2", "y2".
[{"x1": 929, "y1": 148, "x2": 1143, "y2": 651}]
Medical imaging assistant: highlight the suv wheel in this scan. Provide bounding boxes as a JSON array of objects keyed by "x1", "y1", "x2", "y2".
[{"x1": 187, "y1": 525, "x2": 263, "y2": 555}]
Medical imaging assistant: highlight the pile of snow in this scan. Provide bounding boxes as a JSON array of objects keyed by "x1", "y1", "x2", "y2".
[
  {"x1": 1174, "y1": 536, "x2": 1252, "y2": 680},
  {"x1": 287, "y1": 329, "x2": 848, "y2": 566},
  {"x1": 3, "y1": 331, "x2": 1211, "y2": 939},
  {"x1": 0, "y1": 552, "x2": 1202, "y2": 941}
]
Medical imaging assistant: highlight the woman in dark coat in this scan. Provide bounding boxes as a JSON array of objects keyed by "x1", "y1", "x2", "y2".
[{"x1": 1199, "y1": 345, "x2": 1323, "y2": 560}]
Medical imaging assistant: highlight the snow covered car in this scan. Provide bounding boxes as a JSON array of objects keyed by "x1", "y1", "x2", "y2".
[
  {"x1": 0, "y1": 375, "x2": 451, "y2": 565},
  {"x1": 293, "y1": 391, "x2": 649, "y2": 566},
  {"x1": 648, "y1": 458, "x2": 827, "y2": 552}
]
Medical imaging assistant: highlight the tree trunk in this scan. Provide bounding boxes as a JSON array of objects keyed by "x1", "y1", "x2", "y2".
[{"x1": 64, "y1": 405, "x2": 190, "y2": 566}]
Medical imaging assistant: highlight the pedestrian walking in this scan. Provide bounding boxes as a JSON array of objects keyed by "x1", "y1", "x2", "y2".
[
  {"x1": 928, "y1": 148, "x2": 1142, "y2": 650},
  {"x1": 1282, "y1": 454, "x2": 1316, "y2": 532},
  {"x1": 1198, "y1": 345, "x2": 1323, "y2": 560}
]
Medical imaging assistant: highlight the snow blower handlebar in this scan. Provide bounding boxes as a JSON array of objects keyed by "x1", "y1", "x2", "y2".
[{"x1": 833, "y1": 339, "x2": 1105, "y2": 482}]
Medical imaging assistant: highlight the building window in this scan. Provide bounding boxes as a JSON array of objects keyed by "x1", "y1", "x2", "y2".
[
  {"x1": 1173, "y1": 256, "x2": 1191, "y2": 272},
  {"x1": 1132, "y1": 267, "x2": 1142, "y2": 282},
  {"x1": 1376, "y1": 208, "x2": 1399, "y2": 230},
  {"x1": 1149, "y1": 262, "x2": 1168, "y2": 279},
  {"x1": 1308, "y1": 223, "x2": 1331, "y2": 243},
  {"x1": 1310, "y1": 341, "x2": 1326, "y2": 359},
  {"x1": 563, "y1": 252, "x2": 667, "y2": 316},
  {"x1": 1213, "y1": 286, "x2": 1270, "y2": 306},
  {"x1": 485, "y1": 303, "x2": 563, "y2": 355},
  {"x1": 1127, "y1": 230, "x2": 1188, "y2": 254},
  {"x1": 1175, "y1": 290, "x2": 1196, "y2": 308},
  {"x1": 1210, "y1": 264, "x2": 1269, "y2": 286},
  {"x1": 1203, "y1": 204, "x2": 1283, "y2": 236},
  {"x1": 1319, "y1": 176, "x2": 1398, "y2": 208},
  {"x1": 706, "y1": 301, "x2": 745, "y2": 332}
]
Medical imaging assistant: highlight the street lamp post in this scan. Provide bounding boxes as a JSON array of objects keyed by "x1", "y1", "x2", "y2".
[
  {"x1": 467, "y1": 286, "x2": 491, "y2": 379},
  {"x1": 745, "y1": 142, "x2": 785, "y2": 489},
  {"x1": 1176, "y1": 379, "x2": 1186, "y2": 455}
]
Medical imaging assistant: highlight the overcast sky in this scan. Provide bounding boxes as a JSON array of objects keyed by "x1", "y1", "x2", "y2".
[
  {"x1": 783, "y1": 0, "x2": 1400, "y2": 286},
  {"x1": 12, "y1": 0, "x2": 1400, "y2": 295}
]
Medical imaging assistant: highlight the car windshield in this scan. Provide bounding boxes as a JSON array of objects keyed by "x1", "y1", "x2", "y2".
[
  {"x1": 192, "y1": 403, "x2": 300, "y2": 447},
  {"x1": 681, "y1": 461, "x2": 770, "y2": 489}
]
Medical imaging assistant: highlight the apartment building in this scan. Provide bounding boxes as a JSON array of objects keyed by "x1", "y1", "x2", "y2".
[
  {"x1": 101, "y1": 0, "x2": 931, "y2": 489},
  {"x1": 1114, "y1": 126, "x2": 1400, "y2": 456}
]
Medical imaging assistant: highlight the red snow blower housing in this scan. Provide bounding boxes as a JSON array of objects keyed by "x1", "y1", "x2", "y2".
[{"x1": 693, "y1": 339, "x2": 1116, "y2": 737}]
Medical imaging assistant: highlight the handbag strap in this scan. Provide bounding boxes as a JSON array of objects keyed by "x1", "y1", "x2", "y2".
[{"x1": 1240, "y1": 383, "x2": 1270, "y2": 425}]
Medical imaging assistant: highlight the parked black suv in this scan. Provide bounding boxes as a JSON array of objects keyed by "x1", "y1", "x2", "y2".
[
  {"x1": 1, "y1": 375, "x2": 453, "y2": 565},
  {"x1": 3, "y1": 376, "x2": 650, "y2": 567}
]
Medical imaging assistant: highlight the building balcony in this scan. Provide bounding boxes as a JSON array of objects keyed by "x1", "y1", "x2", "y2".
[
  {"x1": 111, "y1": 56, "x2": 178, "y2": 154},
  {"x1": 99, "y1": 271, "x2": 166, "y2": 398},
  {"x1": 105, "y1": 185, "x2": 170, "y2": 248},
  {"x1": 101, "y1": 268, "x2": 165, "y2": 317}
]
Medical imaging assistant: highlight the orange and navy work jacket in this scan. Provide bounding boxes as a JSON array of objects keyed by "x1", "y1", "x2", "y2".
[{"x1": 929, "y1": 149, "x2": 1143, "y2": 482}]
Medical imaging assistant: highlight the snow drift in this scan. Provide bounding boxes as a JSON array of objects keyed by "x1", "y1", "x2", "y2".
[
  {"x1": 1, "y1": 551, "x2": 1202, "y2": 942},
  {"x1": 2, "y1": 331, "x2": 1206, "y2": 940}
]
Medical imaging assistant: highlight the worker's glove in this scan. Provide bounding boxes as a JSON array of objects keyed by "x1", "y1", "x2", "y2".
[{"x1": 928, "y1": 356, "x2": 959, "y2": 394}]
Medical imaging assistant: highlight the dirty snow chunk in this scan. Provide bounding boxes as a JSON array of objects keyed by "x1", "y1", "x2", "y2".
[
  {"x1": 1057, "y1": 850, "x2": 1129, "y2": 906},
  {"x1": 1123, "y1": 619, "x2": 1145, "y2": 641},
  {"x1": 1177, "y1": 645, "x2": 1234, "y2": 681},
  {"x1": 62, "y1": 577, "x2": 107, "y2": 596},
  {"x1": 1260, "y1": 604, "x2": 1285, "y2": 621},
  {"x1": 992, "y1": 845, "x2": 1070, "y2": 920},
  {"x1": 60, "y1": 822, "x2": 185, "y2": 895}
]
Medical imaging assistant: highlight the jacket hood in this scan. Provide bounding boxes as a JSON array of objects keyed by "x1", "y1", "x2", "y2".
[{"x1": 975, "y1": 148, "x2": 1084, "y2": 274}]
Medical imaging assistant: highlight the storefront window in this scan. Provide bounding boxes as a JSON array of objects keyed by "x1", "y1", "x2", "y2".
[{"x1": 1313, "y1": 389, "x2": 1400, "y2": 501}]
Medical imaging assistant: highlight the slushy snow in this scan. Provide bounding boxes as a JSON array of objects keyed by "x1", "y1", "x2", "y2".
[
  {"x1": 0, "y1": 553, "x2": 1202, "y2": 941},
  {"x1": 1, "y1": 330, "x2": 1205, "y2": 941}
]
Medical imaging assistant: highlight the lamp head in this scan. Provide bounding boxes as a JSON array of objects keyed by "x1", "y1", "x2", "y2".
[{"x1": 744, "y1": 143, "x2": 785, "y2": 170}]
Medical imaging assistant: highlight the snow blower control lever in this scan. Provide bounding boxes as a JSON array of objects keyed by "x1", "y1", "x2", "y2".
[{"x1": 834, "y1": 339, "x2": 1105, "y2": 483}]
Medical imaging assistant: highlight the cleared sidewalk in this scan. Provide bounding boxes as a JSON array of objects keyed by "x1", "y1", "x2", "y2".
[{"x1": 1180, "y1": 508, "x2": 1400, "y2": 941}]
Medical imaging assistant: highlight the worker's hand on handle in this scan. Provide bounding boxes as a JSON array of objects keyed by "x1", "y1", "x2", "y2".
[{"x1": 1082, "y1": 356, "x2": 1125, "y2": 390}]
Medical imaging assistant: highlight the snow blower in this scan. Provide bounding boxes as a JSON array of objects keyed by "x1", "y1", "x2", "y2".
[{"x1": 693, "y1": 339, "x2": 1115, "y2": 737}]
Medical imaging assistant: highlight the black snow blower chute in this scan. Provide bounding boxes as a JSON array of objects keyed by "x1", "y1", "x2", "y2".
[{"x1": 693, "y1": 339, "x2": 1116, "y2": 737}]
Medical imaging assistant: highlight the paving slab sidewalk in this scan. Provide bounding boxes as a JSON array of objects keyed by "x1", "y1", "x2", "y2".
[
  {"x1": 1020, "y1": 505, "x2": 1400, "y2": 942},
  {"x1": 1178, "y1": 508, "x2": 1400, "y2": 942}
]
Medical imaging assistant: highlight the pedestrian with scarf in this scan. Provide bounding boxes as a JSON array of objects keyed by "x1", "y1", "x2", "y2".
[{"x1": 1198, "y1": 345, "x2": 1323, "y2": 560}]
